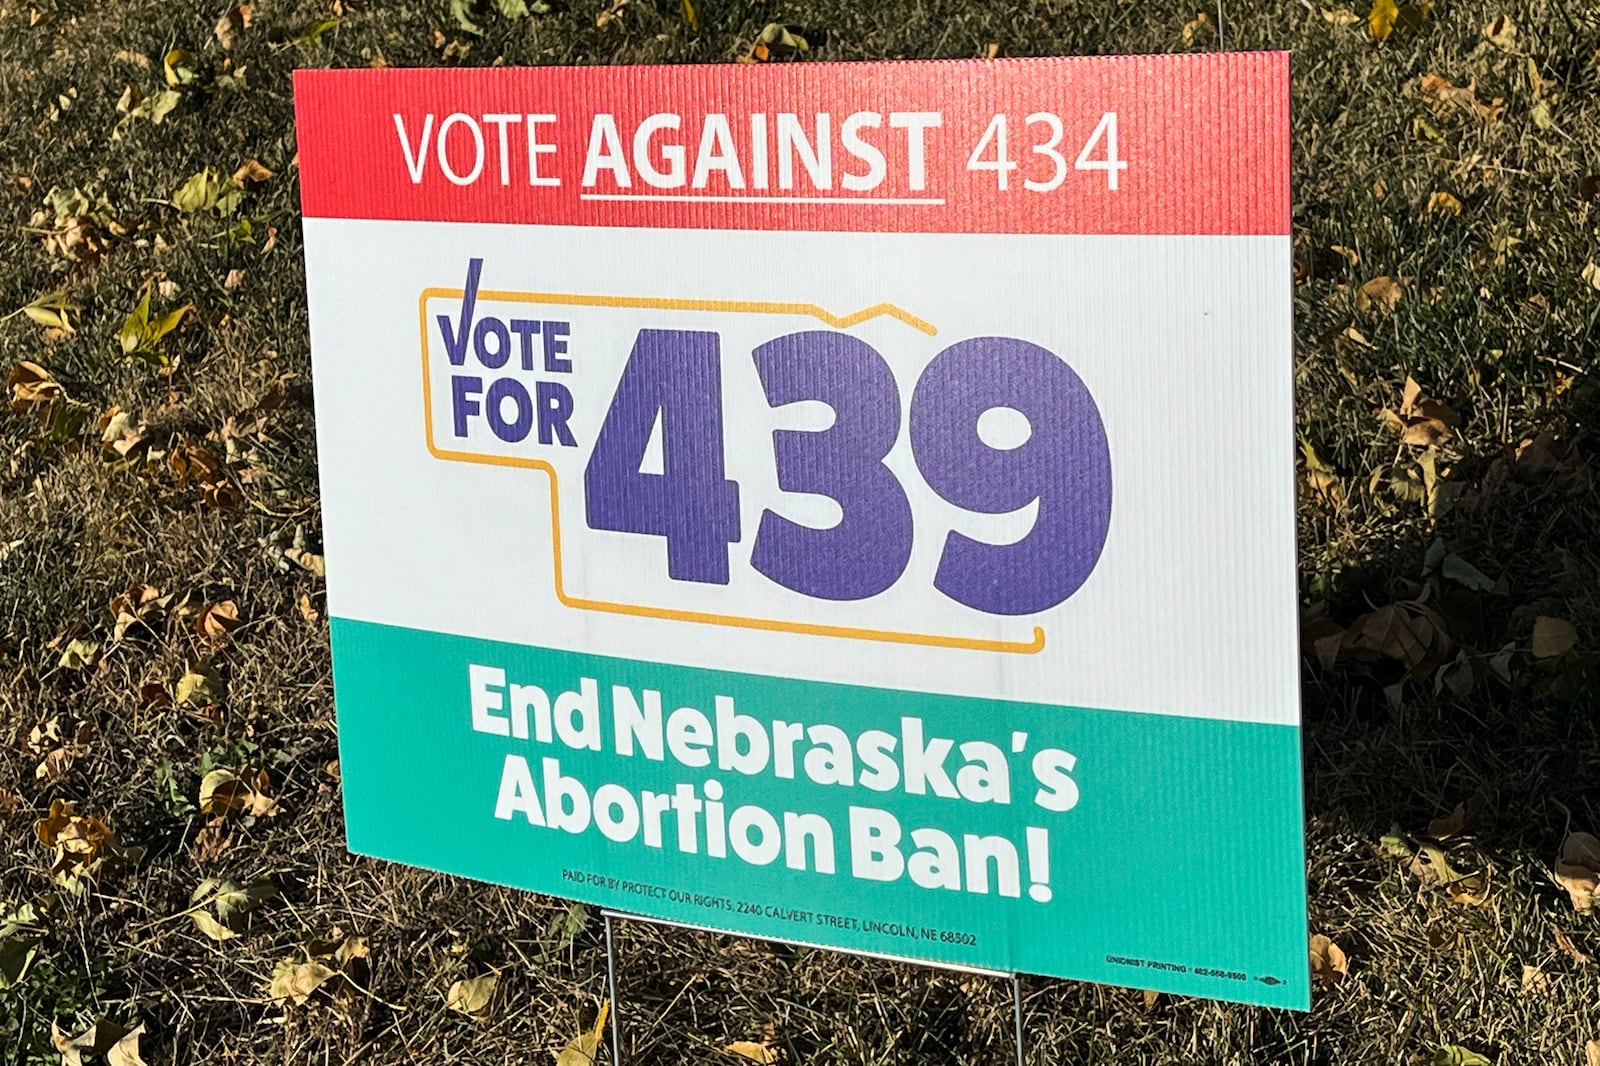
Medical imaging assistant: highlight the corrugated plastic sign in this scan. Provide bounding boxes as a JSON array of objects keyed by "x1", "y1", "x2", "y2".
[{"x1": 294, "y1": 53, "x2": 1307, "y2": 1009}]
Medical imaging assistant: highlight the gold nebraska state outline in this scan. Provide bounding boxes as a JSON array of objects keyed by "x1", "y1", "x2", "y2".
[{"x1": 416, "y1": 286, "x2": 1045, "y2": 655}]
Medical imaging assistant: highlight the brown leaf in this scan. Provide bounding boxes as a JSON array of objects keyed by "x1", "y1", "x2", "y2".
[
  {"x1": 111, "y1": 584, "x2": 174, "y2": 640},
  {"x1": 1356, "y1": 276, "x2": 1404, "y2": 315},
  {"x1": 1309, "y1": 934, "x2": 1348, "y2": 986},
  {"x1": 215, "y1": 4, "x2": 251, "y2": 49},
  {"x1": 232, "y1": 158, "x2": 272, "y2": 186},
  {"x1": 724, "y1": 1040, "x2": 780, "y2": 1063},
  {"x1": 1428, "y1": 794, "x2": 1485, "y2": 840},
  {"x1": 8, "y1": 361, "x2": 64, "y2": 410},
  {"x1": 1557, "y1": 833, "x2": 1600, "y2": 913},
  {"x1": 1446, "y1": 874, "x2": 1489, "y2": 906},
  {"x1": 1587, "y1": 1040, "x2": 1600, "y2": 1066},
  {"x1": 1554, "y1": 925, "x2": 1591, "y2": 964},
  {"x1": 298, "y1": 592, "x2": 320, "y2": 625},
  {"x1": 1532, "y1": 616, "x2": 1578, "y2": 660},
  {"x1": 1419, "y1": 74, "x2": 1503, "y2": 124},
  {"x1": 1520, "y1": 964, "x2": 1552, "y2": 996},
  {"x1": 1401, "y1": 419, "x2": 1452, "y2": 447},
  {"x1": 196, "y1": 600, "x2": 242, "y2": 639}
]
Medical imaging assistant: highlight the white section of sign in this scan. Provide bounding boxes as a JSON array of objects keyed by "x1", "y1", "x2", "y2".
[{"x1": 304, "y1": 218, "x2": 1297, "y2": 726}]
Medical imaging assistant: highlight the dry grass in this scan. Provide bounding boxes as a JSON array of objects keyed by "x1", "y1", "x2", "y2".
[{"x1": 2, "y1": 0, "x2": 1599, "y2": 1063}]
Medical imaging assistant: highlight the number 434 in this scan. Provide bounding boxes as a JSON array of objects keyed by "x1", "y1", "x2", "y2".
[
  {"x1": 967, "y1": 111, "x2": 1126, "y2": 192},
  {"x1": 582, "y1": 329, "x2": 1113, "y2": 618}
]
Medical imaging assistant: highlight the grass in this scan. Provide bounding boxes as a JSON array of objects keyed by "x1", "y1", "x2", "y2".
[{"x1": 2, "y1": 0, "x2": 1599, "y2": 1062}]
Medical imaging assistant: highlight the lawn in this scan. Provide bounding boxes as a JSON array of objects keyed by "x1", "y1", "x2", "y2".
[{"x1": 2, "y1": 0, "x2": 1599, "y2": 1063}]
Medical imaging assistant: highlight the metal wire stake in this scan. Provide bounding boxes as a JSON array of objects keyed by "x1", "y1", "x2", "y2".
[
  {"x1": 605, "y1": 913, "x2": 623, "y2": 1065},
  {"x1": 1012, "y1": 973, "x2": 1025, "y2": 1066}
]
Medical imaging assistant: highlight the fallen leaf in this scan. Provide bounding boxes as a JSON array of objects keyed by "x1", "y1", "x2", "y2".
[
  {"x1": 111, "y1": 584, "x2": 174, "y2": 640},
  {"x1": 53, "y1": 1019, "x2": 130, "y2": 1066},
  {"x1": 1482, "y1": 13, "x2": 1515, "y2": 49},
  {"x1": 557, "y1": 1000, "x2": 610, "y2": 1066},
  {"x1": 1409, "y1": 842, "x2": 1465, "y2": 885},
  {"x1": 1521, "y1": 964, "x2": 1552, "y2": 995},
  {"x1": 1446, "y1": 874, "x2": 1489, "y2": 906},
  {"x1": 1420, "y1": 75, "x2": 1503, "y2": 125},
  {"x1": 199, "y1": 768, "x2": 277, "y2": 818},
  {"x1": 176, "y1": 663, "x2": 225, "y2": 707},
  {"x1": 1309, "y1": 934, "x2": 1348, "y2": 986},
  {"x1": 1182, "y1": 11, "x2": 1215, "y2": 45},
  {"x1": 724, "y1": 1040, "x2": 780, "y2": 1063},
  {"x1": 106, "y1": 1024, "x2": 149, "y2": 1066},
  {"x1": 1556, "y1": 832, "x2": 1600, "y2": 913},
  {"x1": 1428, "y1": 795, "x2": 1486, "y2": 840},
  {"x1": 1369, "y1": 0, "x2": 1429, "y2": 39},
  {"x1": 1433, "y1": 1046, "x2": 1492, "y2": 1066},
  {"x1": 1587, "y1": 1040, "x2": 1600, "y2": 1066},
  {"x1": 446, "y1": 972, "x2": 498, "y2": 1016},
  {"x1": 190, "y1": 909, "x2": 238, "y2": 942},
  {"x1": 1427, "y1": 191, "x2": 1462, "y2": 216},
  {"x1": 215, "y1": 4, "x2": 251, "y2": 49},
  {"x1": 267, "y1": 958, "x2": 337, "y2": 1004},
  {"x1": 196, "y1": 600, "x2": 242, "y2": 639},
  {"x1": 298, "y1": 592, "x2": 320, "y2": 625},
  {"x1": 1532, "y1": 616, "x2": 1577, "y2": 660},
  {"x1": 232, "y1": 158, "x2": 273, "y2": 186},
  {"x1": 1356, "y1": 276, "x2": 1403, "y2": 314},
  {"x1": 1368, "y1": 0, "x2": 1398, "y2": 38},
  {"x1": 1554, "y1": 925, "x2": 1591, "y2": 964},
  {"x1": 58, "y1": 638, "x2": 100, "y2": 670}
]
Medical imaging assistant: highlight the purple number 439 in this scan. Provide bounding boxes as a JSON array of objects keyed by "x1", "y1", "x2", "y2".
[{"x1": 583, "y1": 328, "x2": 1111, "y2": 617}]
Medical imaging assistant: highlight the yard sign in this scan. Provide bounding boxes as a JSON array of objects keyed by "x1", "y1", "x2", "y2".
[{"x1": 294, "y1": 53, "x2": 1306, "y2": 1010}]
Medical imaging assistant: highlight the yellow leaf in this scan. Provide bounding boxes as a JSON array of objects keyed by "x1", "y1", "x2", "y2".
[
  {"x1": 1426, "y1": 191, "x2": 1462, "y2": 216},
  {"x1": 446, "y1": 972, "x2": 498, "y2": 1016},
  {"x1": 1368, "y1": 0, "x2": 1398, "y2": 38},
  {"x1": 679, "y1": 0, "x2": 698, "y2": 32},
  {"x1": 189, "y1": 909, "x2": 238, "y2": 942},
  {"x1": 176, "y1": 663, "x2": 225, "y2": 706},
  {"x1": 557, "y1": 1001, "x2": 610, "y2": 1066}
]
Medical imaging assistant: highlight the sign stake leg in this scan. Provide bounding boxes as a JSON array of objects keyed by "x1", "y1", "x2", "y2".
[
  {"x1": 605, "y1": 912, "x2": 623, "y2": 1064},
  {"x1": 1011, "y1": 973, "x2": 1025, "y2": 1066}
]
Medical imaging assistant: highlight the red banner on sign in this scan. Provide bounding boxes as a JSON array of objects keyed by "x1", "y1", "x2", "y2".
[{"x1": 294, "y1": 53, "x2": 1287, "y2": 236}]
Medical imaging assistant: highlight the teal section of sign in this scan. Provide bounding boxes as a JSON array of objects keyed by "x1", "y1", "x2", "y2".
[{"x1": 329, "y1": 617, "x2": 1308, "y2": 1009}]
